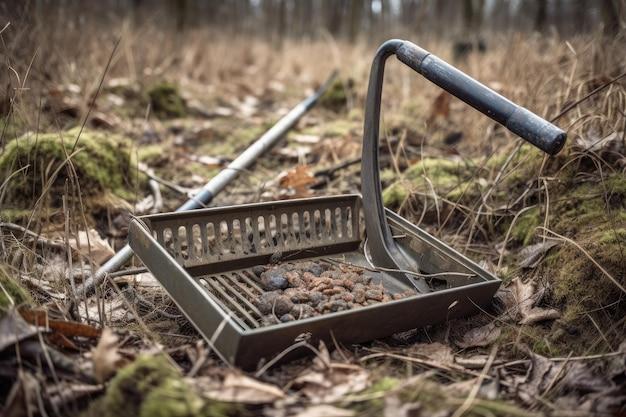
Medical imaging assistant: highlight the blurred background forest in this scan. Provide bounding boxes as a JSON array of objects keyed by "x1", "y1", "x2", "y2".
[{"x1": 4, "y1": 0, "x2": 625, "y2": 39}]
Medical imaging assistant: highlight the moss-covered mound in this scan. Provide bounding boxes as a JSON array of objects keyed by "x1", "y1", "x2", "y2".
[
  {"x1": 88, "y1": 355, "x2": 237, "y2": 417},
  {"x1": 148, "y1": 83, "x2": 186, "y2": 119},
  {"x1": 384, "y1": 144, "x2": 626, "y2": 355},
  {"x1": 0, "y1": 128, "x2": 137, "y2": 212},
  {"x1": 382, "y1": 157, "x2": 485, "y2": 208},
  {"x1": 0, "y1": 266, "x2": 32, "y2": 315}
]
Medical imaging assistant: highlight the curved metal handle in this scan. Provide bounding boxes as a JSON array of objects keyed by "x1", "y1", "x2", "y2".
[{"x1": 361, "y1": 39, "x2": 566, "y2": 293}]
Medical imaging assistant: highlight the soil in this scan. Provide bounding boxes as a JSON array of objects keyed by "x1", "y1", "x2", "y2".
[{"x1": 250, "y1": 261, "x2": 415, "y2": 325}]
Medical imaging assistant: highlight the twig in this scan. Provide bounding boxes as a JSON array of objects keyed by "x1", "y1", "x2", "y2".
[
  {"x1": 0, "y1": 222, "x2": 67, "y2": 251},
  {"x1": 138, "y1": 163, "x2": 194, "y2": 196},
  {"x1": 550, "y1": 71, "x2": 626, "y2": 122},
  {"x1": 451, "y1": 345, "x2": 498, "y2": 417},
  {"x1": 497, "y1": 205, "x2": 538, "y2": 269}
]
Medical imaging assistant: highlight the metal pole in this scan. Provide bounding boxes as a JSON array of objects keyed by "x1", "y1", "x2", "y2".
[{"x1": 78, "y1": 72, "x2": 337, "y2": 296}]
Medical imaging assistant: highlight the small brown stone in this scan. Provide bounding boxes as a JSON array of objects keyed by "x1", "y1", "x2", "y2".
[
  {"x1": 254, "y1": 291, "x2": 281, "y2": 315},
  {"x1": 273, "y1": 295, "x2": 294, "y2": 316},
  {"x1": 280, "y1": 313, "x2": 295, "y2": 322},
  {"x1": 365, "y1": 288, "x2": 383, "y2": 301}
]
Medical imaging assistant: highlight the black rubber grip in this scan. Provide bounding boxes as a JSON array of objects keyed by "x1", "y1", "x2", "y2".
[{"x1": 397, "y1": 41, "x2": 566, "y2": 155}]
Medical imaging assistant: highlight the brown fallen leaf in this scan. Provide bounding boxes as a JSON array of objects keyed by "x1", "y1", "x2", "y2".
[
  {"x1": 511, "y1": 278, "x2": 561, "y2": 325},
  {"x1": 496, "y1": 278, "x2": 561, "y2": 325},
  {"x1": 92, "y1": 328, "x2": 122, "y2": 383},
  {"x1": 518, "y1": 241, "x2": 559, "y2": 269},
  {"x1": 69, "y1": 229, "x2": 115, "y2": 265},
  {"x1": 456, "y1": 322, "x2": 501, "y2": 349},
  {"x1": 277, "y1": 165, "x2": 316, "y2": 198},
  {"x1": 410, "y1": 342, "x2": 454, "y2": 365},
  {"x1": 19, "y1": 307, "x2": 101, "y2": 339},
  {"x1": 515, "y1": 351, "x2": 562, "y2": 404},
  {"x1": 201, "y1": 373, "x2": 284, "y2": 404},
  {"x1": 428, "y1": 91, "x2": 451, "y2": 123},
  {"x1": 293, "y1": 342, "x2": 369, "y2": 403}
]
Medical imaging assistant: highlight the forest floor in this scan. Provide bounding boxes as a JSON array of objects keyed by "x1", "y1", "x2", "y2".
[{"x1": 1, "y1": 30, "x2": 625, "y2": 416}]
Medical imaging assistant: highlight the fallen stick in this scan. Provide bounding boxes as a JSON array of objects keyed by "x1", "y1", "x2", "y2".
[{"x1": 75, "y1": 71, "x2": 338, "y2": 297}]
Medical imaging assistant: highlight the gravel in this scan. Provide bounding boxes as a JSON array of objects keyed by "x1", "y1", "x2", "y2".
[{"x1": 251, "y1": 260, "x2": 415, "y2": 324}]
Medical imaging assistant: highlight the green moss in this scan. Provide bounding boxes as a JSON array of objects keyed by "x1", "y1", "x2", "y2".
[
  {"x1": 533, "y1": 172, "x2": 626, "y2": 354},
  {"x1": 0, "y1": 208, "x2": 32, "y2": 223},
  {"x1": 0, "y1": 266, "x2": 32, "y2": 314},
  {"x1": 90, "y1": 355, "x2": 237, "y2": 417},
  {"x1": 137, "y1": 144, "x2": 167, "y2": 165},
  {"x1": 511, "y1": 207, "x2": 541, "y2": 245},
  {"x1": 383, "y1": 181, "x2": 410, "y2": 207},
  {"x1": 350, "y1": 375, "x2": 532, "y2": 417},
  {"x1": 148, "y1": 83, "x2": 186, "y2": 119},
  {"x1": 383, "y1": 157, "x2": 483, "y2": 209},
  {"x1": 0, "y1": 128, "x2": 138, "y2": 209},
  {"x1": 599, "y1": 228, "x2": 626, "y2": 244}
]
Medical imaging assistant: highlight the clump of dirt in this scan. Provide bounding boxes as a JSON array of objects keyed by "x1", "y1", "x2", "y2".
[
  {"x1": 0, "y1": 127, "x2": 139, "y2": 214},
  {"x1": 148, "y1": 82, "x2": 187, "y2": 119},
  {"x1": 86, "y1": 355, "x2": 236, "y2": 417},
  {"x1": 251, "y1": 261, "x2": 414, "y2": 325},
  {"x1": 319, "y1": 78, "x2": 353, "y2": 112}
]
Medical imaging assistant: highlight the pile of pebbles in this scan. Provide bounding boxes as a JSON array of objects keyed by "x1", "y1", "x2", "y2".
[{"x1": 250, "y1": 260, "x2": 415, "y2": 325}]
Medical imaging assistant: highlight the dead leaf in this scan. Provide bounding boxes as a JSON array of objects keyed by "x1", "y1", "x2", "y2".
[
  {"x1": 69, "y1": 229, "x2": 115, "y2": 265},
  {"x1": 410, "y1": 342, "x2": 454, "y2": 364},
  {"x1": 518, "y1": 241, "x2": 559, "y2": 269},
  {"x1": 428, "y1": 91, "x2": 451, "y2": 122},
  {"x1": 456, "y1": 322, "x2": 501, "y2": 349},
  {"x1": 202, "y1": 373, "x2": 284, "y2": 404},
  {"x1": 295, "y1": 405, "x2": 355, "y2": 417},
  {"x1": 294, "y1": 362, "x2": 369, "y2": 403},
  {"x1": 516, "y1": 351, "x2": 562, "y2": 404},
  {"x1": 574, "y1": 131, "x2": 624, "y2": 153},
  {"x1": 0, "y1": 309, "x2": 38, "y2": 352},
  {"x1": 92, "y1": 328, "x2": 122, "y2": 383},
  {"x1": 19, "y1": 307, "x2": 101, "y2": 339},
  {"x1": 277, "y1": 165, "x2": 316, "y2": 198},
  {"x1": 511, "y1": 278, "x2": 561, "y2": 325}
]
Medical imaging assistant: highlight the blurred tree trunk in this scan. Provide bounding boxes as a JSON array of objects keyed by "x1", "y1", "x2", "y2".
[
  {"x1": 294, "y1": 0, "x2": 313, "y2": 38},
  {"x1": 601, "y1": 0, "x2": 620, "y2": 36},
  {"x1": 172, "y1": 0, "x2": 187, "y2": 33},
  {"x1": 277, "y1": 0, "x2": 286, "y2": 46},
  {"x1": 324, "y1": 0, "x2": 344, "y2": 37},
  {"x1": 575, "y1": 0, "x2": 589, "y2": 33},
  {"x1": 535, "y1": 0, "x2": 547, "y2": 32},
  {"x1": 380, "y1": 0, "x2": 390, "y2": 36},
  {"x1": 463, "y1": 0, "x2": 485, "y2": 33},
  {"x1": 349, "y1": 0, "x2": 364, "y2": 42}
]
